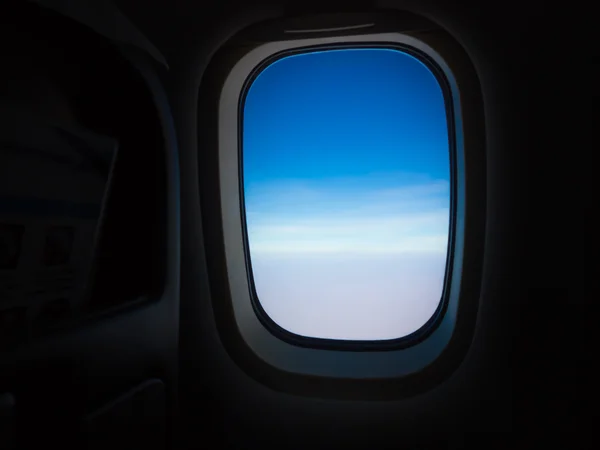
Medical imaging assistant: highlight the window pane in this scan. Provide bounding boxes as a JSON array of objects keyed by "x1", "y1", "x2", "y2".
[{"x1": 242, "y1": 48, "x2": 450, "y2": 341}]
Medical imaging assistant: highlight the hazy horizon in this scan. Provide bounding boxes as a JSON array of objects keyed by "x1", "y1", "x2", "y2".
[{"x1": 243, "y1": 48, "x2": 450, "y2": 340}]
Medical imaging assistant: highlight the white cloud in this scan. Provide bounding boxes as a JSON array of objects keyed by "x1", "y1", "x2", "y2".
[
  {"x1": 249, "y1": 235, "x2": 448, "y2": 254},
  {"x1": 251, "y1": 252, "x2": 447, "y2": 340},
  {"x1": 245, "y1": 178, "x2": 450, "y2": 255},
  {"x1": 244, "y1": 178, "x2": 451, "y2": 340}
]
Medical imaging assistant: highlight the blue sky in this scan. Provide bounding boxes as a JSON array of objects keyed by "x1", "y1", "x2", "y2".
[{"x1": 242, "y1": 48, "x2": 450, "y2": 340}]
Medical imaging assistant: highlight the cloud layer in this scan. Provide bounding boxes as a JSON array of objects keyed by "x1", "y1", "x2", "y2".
[
  {"x1": 245, "y1": 177, "x2": 450, "y2": 340},
  {"x1": 245, "y1": 176, "x2": 450, "y2": 254}
]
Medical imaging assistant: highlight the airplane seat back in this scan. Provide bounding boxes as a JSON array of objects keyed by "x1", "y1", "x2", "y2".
[
  {"x1": 0, "y1": 4, "x2": 110, "y2": 346},
  {"x1": 1, "y1": 3, "x2": 170, "y2": 449}
]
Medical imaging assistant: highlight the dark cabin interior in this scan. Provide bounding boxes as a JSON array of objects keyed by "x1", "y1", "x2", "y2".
[{"x1": 0, "y1": 0, "x2": 586, "y2": 449}]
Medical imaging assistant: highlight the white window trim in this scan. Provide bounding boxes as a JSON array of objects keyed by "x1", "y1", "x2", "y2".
[{"x1": 218, "y1": 32, "x2": 466, "y2": 379}]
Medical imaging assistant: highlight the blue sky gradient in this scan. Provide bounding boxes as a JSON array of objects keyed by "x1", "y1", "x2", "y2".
[{"x1": 242, "y1": 48, "x2": 450, "y2": 340}]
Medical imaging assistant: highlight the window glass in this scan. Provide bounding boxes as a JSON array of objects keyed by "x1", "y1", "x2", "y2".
[{"x1": 242, "y1": 48, "x2": 450, "y2": 341}]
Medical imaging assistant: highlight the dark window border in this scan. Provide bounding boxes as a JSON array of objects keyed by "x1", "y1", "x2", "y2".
[
  {"x1": 199, "y1": 18, "x2": 485, "y2": 396},
  {"x1": 238, "y1": 43, "x2": 458, "y2": 351}
]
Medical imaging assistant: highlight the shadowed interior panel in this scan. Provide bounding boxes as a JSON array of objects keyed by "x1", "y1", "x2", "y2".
[
  {"x1": 0, "y1": 3, "x2": 171, "y2": 448},
  {"x1": 0, "y1": 1, "x2": 167, "y2": 346}
]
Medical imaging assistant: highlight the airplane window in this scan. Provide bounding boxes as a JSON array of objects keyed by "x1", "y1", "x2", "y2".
[{"x1": 242, "y1": 48, "x2": 451, "y2": 341}]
